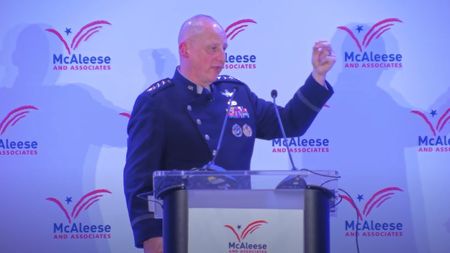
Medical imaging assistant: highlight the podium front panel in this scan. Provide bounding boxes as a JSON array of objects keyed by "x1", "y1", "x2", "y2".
[
  {"x1": 155, "y1": 170, "x2": 337, "y2": 253},
  {"x1": 187, "y1": 190, "x2": 304, "y2": 253}
]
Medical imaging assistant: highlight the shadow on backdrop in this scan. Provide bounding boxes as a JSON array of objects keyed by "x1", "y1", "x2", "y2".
[
  {"x1": 0, "y1": 24, "x2": 127, "y2": 253},
  {"x1": 301, "y1": 22, "x2": 427, "y2": 253}
]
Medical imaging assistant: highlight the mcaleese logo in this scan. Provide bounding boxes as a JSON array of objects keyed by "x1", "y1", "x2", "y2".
[
  {"x1": 411, "y1": 108, "x2": 449, "y2": 152},
  {"x1": 224, "y1": 19, "x2": 257, "y2": 70},
  {"x1": 225, "y1": 220, "x2": 268, "y2": 253},
  {"x1": 46, "y1": 20, "x2": 112, "y2": 71},
  {"x1": 338, "y1": 18, "x2": 403, "y2": 69},
  {"x1": 340, "y1": 187, "x2": 404, "y2": 237},
  {"x1": 272, "y1": 137, "x2": 330, "y2": 153},
  {"x1": 0, "y1": 105, "x2": 39, "y2": 156},
  {"x1": 47, "y1": 189, "x2": 112, "y2": 239}
]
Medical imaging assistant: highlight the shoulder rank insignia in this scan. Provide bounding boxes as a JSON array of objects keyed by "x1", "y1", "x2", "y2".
[
  {"x1": 217, "y1": 75, "x2": 236, "y2": 81},
  {"x1": 146, "y1": 78, "x2": 172, "y2": 94},
  {"x1": 216, "y1": 75, "x2": 246, "y2": 86}
]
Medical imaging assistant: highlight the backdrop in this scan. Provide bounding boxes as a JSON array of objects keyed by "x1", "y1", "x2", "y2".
[{"x1": 1, "y1": 0, "x2": 449, "y2": 252}]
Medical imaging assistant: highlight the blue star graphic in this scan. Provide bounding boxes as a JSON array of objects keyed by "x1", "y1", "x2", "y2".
[
  {"x1": 65, "y1": 196, "x2": 72, "y2": 204},
  {"x1": 430, "y1": 110, "x2": 437, "y2": 117},
  {"x1": 356, "y1": 25, "x2": 364, "y2": 33},
  {"x1": 357, "y1": 194, "x2": 364, "y2": 202},
  {"x1": 65, "y1": 28, "x2": 72, "y2": 36}
]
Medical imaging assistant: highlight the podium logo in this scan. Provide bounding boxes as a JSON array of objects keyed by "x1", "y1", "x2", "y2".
[
  {"x1": 340, "y1": 187, "x2": 405, "y2": 237},
  {"x1": 47, "y1": 189, "x2": 112, "y2": 240},
  {"x1": 338, "y1": 18, "x2": 403, "y2": 69},
  {"x1": 224, "y1": 19, "x2": 257, "y2": 71},
  {"x1": 46, "y1": 20, "x2": 112, "y2": 71},
  {"x1": 225, "y1": 220, "x2": 267, "y2": 242},
  {"x1": 412, "y1": 108, "x2": 450, "y2": 152},
  {"x1": 0, "y1": 105, "x2": 39, "y2": 156},
  {"x1": 225, "y1": 220, "x2": 268, "y2": 253}
]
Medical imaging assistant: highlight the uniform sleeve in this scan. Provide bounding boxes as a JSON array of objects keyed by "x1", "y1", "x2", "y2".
[
  {"x1": 123, "y1": 93, "x2": 164, "y2": 248},
  {"x1": 250, "y1": 74, "x2": 333, "y2": 139}
]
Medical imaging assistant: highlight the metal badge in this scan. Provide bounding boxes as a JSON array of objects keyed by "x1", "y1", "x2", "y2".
[
  {"x1": 232, "y1": 124, "x2": 243, "y2": 137},
  {"x1": 242, "y1": 124, "x2": 253, "y2": 137}
]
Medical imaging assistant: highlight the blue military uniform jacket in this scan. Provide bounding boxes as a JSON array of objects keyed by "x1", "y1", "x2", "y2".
[{"x1": 124, "y1": 69, "x2": 333, "y2": 247}]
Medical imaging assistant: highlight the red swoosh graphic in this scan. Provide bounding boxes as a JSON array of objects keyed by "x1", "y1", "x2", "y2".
[
  {"x1": 0, "y1": 111, "x2": 28, "y2": 135},
  {"x1": 229, "y1": 29, "x2": 246, "y2": 40},
  {"x1": 73, "y1": 26, "x2": 102, "y2": 50},
  {"x1": 0, "y1": 105, "x2": 38, "y2": 135},
  {"x1": 364, "y1": 192, "x2": 395, "y2": 217},
  {"x1": 364, "y1": 24, "x2": 394, "y2": 47},
  {"x1": 225, "y1": 19, "x2": 257, "y2": 33},
  {"x1": 362, "y1": 18, "x2": 402, "y2": 47},
  {"x1": 71, "y1": 189, "x2": 111, "y2": 217},
  {"x1": 225, "y1": 19, "x2": 256, "y2": 41},
  {"x1": 340, "y1": 194, "x2": 363, "y2": 220},
  {"x1": 71, "y1": 20, "x2": 111, "y2": 49},
  {"x1": 73, "y1": 195, "x2": 103, "y2": 219},
  {"x1": 227, "y1": 24, "x2": 248, "y2": 37},
  {"x1": 46, "y1": 197, "x2": 72, "y2": 223},
  {"x1": 376, "y1": 196, "x2": 392, "y2": 208},
  {"x1": 240, "y1": 220, "x2": 267, "y2": 239},
  {"x1": 83, "y1": 199, "x2": 100, "y2": 211},
  {"x1": 436, "y1": 108, "x2": 450, "y2": 132},
  {"x1": 225, "y1": 225, "x2": 241, "y2": 242},
  {"x1": 119, "y1": 112, "x2": 131, "y2": 118},
  {"x1": 10, "y1": 114, "x2": 27, "y2": 127},
  {"x1": 84, "y1": 30, "x2": 100, "y2": 42},
  {"x1": 438, "y1": 116, "x2": 450, "y2": 132},
  {"x1": 337, "y1": 26, "x2": 362, "y2": 52},
  {"x1": 46, "y1": 28, "x2": 71, "y2": 54},
  {"x1": 375, "y1": 27, "x2": 392, "y2": 39},
  {"x1": 242, "y1": 224, "x2": 264, "y2": 239},
  {"x1": 411, "y1": 110, "x2": 436, "y2": 136},
  {"x1": 363, "y1": 187, "x2": 402, "y2": 217}
]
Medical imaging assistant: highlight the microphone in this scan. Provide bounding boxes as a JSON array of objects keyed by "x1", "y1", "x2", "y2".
[
  {"x1": 271, "y1": 89, "x2": 307, "y2": 189},
  {"x1": 207, "y1": 87, "x2": 238, "y2": 168}
]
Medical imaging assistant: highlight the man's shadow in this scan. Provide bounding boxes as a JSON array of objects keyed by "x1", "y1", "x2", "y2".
[
  {"x1": 139, "y1": 48, "x2": 177, "y2": 87},
  {"x1": 300, "y1": 22, "x2": 437, "y2": 253},
  {"x1": 0, "y1": 24, "x2": 127, "y2": 253}
]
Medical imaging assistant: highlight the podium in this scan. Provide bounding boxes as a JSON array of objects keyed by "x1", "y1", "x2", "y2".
[{"x1": 151, "y1": 170, "x2": 338, "y2": 253}]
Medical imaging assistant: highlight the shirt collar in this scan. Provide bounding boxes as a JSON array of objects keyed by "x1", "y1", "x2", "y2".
[{"x1": 172, "y1": 68, "x2": 212, "y2": 94}]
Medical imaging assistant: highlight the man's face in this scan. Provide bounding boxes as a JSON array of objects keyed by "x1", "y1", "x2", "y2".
[{"x1": 185, "y1": 26, "x2": 227, "y2": 86}]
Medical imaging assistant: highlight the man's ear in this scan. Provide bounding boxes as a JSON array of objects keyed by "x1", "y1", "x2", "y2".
[{"x1": 179, "y1": 42, "x2": 189, "y2": 58}]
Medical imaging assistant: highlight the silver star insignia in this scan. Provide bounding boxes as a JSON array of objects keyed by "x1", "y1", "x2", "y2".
[{"x1": 221, "y1": 89, "x2": 234, "y2": 97}]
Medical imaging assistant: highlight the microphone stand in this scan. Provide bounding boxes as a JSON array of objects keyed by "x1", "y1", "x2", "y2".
[
  {"x1": 202, "y1": 87, "x2": 238, "y2": 171},
  {"x1": 189, "y1": 87, "x2": 239, "y2": 189},
  {"x1": 271, "y1": 89, "x2": 307, "y2": 189}
]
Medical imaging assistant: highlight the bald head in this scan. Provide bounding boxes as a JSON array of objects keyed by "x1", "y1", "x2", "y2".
[
  {"x1": 178, "y1": 15, "x2": 225, "y2": 45},
  {"x1": 177, "y1": 15, "x2": 227, "y2": 87}
]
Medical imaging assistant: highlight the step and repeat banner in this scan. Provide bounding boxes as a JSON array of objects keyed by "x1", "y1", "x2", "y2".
[{"x1": 1, "y1": 0, "x2": 449, "y2": 252}]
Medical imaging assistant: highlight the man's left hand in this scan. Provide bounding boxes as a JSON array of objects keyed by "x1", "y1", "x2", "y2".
[{"x1": 311, "y1": 41, "x2": 336, "y2": 86}]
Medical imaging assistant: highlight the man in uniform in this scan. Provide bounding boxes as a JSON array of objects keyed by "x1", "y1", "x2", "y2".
[{"x1": 124, "y1": 14, "x2": 336, "y2": 253}]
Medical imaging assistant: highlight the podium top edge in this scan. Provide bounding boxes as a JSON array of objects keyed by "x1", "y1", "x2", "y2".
[{"x1": 153, "y1": 169, "x2": 339, "y2": 177}]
